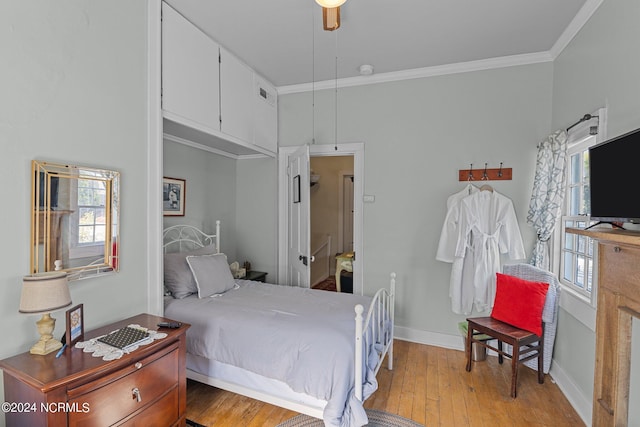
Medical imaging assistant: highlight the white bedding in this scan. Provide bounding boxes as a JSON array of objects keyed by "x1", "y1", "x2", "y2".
[{"x1": 164, "y1": 279, "x2": 380, "y2": 427}]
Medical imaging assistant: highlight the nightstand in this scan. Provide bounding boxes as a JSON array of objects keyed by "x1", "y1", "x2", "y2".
[
  {"x1": 0, "y1": 314, "x2": 189, "y2": 427},
  {"x1": 245, "y1": 270, "x2": 268, "y2": 282},
  {"x1": 335, "y1": 252, "x2": 354, "y2": 293}
]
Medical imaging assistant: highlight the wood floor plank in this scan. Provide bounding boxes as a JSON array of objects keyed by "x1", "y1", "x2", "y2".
[
  {"x1": 185, "y1": 340, "x2": 585, "y2": 427},
  {"x1": 410, "y1": 344, "x2": 428, "y2": 425}
]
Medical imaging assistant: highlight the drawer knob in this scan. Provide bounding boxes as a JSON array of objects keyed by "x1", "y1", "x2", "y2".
[
  {"x1": 132, "y1": 387, "x2": 142, "y2": 402},
  {"x1": 614, "y1": 246, "x2": 622, "y2": 253},
  {"x1": 135, "y1": 362, "x2": 143, "y2": 369}
]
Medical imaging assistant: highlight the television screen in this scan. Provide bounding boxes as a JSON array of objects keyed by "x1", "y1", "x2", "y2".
[{"x1": 589, "y1": 127, "x2": 640, "y2": 224}]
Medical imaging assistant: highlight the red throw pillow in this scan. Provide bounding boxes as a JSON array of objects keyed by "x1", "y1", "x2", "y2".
[{"x1": 490, "y1": 273, "x2": 549, "y2": 336}]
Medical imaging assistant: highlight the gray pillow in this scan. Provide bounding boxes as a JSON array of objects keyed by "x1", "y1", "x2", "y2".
[
  {"x1": 186, "y1": 253, "x2": 237, "y2": 298},
  {"x1": 164, "y1": 245, "x2": 216, "y2": 298}
]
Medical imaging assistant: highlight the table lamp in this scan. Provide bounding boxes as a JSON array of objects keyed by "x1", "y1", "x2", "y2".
[{"x1": 19, "y1": 272, "x2": 72, "y2": 355}]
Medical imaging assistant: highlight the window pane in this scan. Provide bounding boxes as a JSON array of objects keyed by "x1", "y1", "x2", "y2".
[
  {"x1": 78, "y1": 225, "x2": 94, "y2": 244},
  {"x1": 583, "y1": 151, "x2": 590, "y2": 182},
  {"x1": 563, "y1": 252, "x2": 573, "y2": 281},
  {"x1": 570, "y1": 187, "x2": 580, "y2": 215},
  {"x1": 94, "y1": 225, "x2": 106, "y2": 242},
  {"x1": 577, "y1": 235, "x2": 586, "y2": 254},
  {"x1": 79, "y1": 208, "x2": 95, "y2": 225},
  {"x1": 575, "y1": 255, "x2": 585, "y2": 289},
  {"x1": 584, "y1": 184, "x2": 591, "y2": 215},
  {"x1": 570, "y1": 154, "x2": 581, "y2": 184},
  {"x1": 95, "y1": 207, "x2": 106, "y2": 225},
  {"x1": 95, "y1": 188, "x2": 106, "y2": 206},
  {"x1": 587, "y1": 258, "x2": 593, "y2": 292},
  {"x1": 564, "y1": 229, "x2": 574, "y2": 251}
]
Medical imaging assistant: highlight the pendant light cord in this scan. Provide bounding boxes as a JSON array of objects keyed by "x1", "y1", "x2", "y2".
[
  {"x1": 334, "y1": 30, "x2": 338, "y2": 151},
  {"x1": 311, "y1": 5, "x2": 316, "y2": 145}
]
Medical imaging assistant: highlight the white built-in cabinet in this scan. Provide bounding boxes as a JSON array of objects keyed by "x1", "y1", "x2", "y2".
[
  {"x1": 219, "y1": 46, "x2": 254, "y2": 145},
  {"x1": 161, "y1": 2, "x2": 277, "y2": 157}
]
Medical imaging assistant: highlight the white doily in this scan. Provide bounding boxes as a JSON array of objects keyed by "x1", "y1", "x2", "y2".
[{"x1": 74, "y1": 324, "x2": 168, "y2": 361}]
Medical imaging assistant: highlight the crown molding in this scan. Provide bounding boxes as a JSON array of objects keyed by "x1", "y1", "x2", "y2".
[
  {"x1": 549, "y1": 0, "x2": 604, "y2": 59},
  {"x1": 278, "y1": 0, "x2": 604, "y2": 95},
  {"x1": 277, "y1": 51, "x2": 553, "y2": 95}
]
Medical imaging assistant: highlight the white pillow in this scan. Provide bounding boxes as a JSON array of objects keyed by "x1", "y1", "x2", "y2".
[
  {"x1": 164, "y1": 244, "x2": 217, "y2": 298},
  {"x1": 186, "y1": 253, "x2": 237, "y2": 298}
]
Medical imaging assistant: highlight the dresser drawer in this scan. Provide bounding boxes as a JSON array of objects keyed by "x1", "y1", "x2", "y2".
[
  {"x1": 599, "y1": 242, "x2": 640, "y2": 303},
  {"x1": 118, "y1": 386, "x2": 179, "y2": 427},
  {"x1": 68, "y1": 343, "x2": 179, "y2": 426}
]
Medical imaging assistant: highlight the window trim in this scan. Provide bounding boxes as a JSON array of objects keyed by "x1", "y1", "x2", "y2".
[{"x1": 551, "y1": 107, "x2": 607, "y2": 331}]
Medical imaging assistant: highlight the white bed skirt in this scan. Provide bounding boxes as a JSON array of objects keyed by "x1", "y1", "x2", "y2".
[{"x1": 187, "y1": 353, "x2": 328, "y2": 418}]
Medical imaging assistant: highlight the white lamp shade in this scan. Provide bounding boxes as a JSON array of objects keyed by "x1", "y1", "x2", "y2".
[
  {"x1": 19, "y1": 272, "x2": 72, "y2": 314},
  {"x1": 315, "y1": 0, "x2": 346, "y2": 8}
]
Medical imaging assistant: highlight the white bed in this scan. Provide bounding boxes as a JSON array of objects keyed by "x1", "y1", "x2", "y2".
[{"x1": 162, "y1": 222, "x2": 395, "y2": 427}]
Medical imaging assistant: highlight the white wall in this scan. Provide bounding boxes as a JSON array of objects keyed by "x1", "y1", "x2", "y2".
[
  {"x1": 235, "y1": 157, "x2": 279, "y2": 279},
  {"x1": 0, "y1": 2, "x2": 151, "y2": 425},
  {"x1": 551, "y1": 0, "x2": 640, "y2": 424},
  {"x1": 278, "y1": 63, "x2": 553, "y2": 334},
  {"x1": 163, "y1": 141, "x2": 239, "y2": 260}
]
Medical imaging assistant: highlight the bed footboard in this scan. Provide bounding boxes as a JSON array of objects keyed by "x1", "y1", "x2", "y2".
[{"x1": 354, "y1": 272, "x2": 395, "y2": 401}]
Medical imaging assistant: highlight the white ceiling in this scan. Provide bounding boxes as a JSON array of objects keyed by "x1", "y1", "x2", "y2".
[{"x1": 164, "y1": 0, "x2": 596, "y2": 91}]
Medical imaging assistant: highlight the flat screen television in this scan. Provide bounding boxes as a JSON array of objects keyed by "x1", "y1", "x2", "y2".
[{"x1": 588, "y1": 126, "x2": 640, "y2": 225}]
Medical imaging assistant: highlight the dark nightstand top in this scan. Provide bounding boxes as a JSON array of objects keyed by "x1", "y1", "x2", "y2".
[{"x1": 244, "y1": 270, "x2": 268, "y2": 282}]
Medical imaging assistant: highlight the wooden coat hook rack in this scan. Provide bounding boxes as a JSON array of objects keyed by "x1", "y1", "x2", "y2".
[{"x1": 458, "y1": 162, "x2": 512, "y2": 181}]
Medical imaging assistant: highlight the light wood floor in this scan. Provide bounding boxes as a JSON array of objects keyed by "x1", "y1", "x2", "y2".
[{"x1": 185, "y1": 340, "x2": 584, "y2": 426}]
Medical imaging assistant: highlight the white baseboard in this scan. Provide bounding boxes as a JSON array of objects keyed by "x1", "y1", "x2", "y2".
[
  {"x1": 394, "y1": 325, "x2": 465, "y2": 350},
  {"x1": 395, "y1": 325, "x2": 591, "y2": 426},
  {"x1": 549, "y1": 360, "x2": 592, "y2": 426}
]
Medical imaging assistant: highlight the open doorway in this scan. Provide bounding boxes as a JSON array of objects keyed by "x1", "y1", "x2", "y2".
[
  {"x1": 309, "y1": 155, "x2": 354, "y2": 290},
  {"x1": 277, "y1": 142, "x2": 364, "y2": 295}
]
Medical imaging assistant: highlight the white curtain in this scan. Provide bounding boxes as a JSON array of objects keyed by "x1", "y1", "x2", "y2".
[{"x1": 527, "y1": 129, "x2": 568, "y2": 269}]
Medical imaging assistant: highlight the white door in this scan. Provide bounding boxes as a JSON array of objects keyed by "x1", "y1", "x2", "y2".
[{"x1": 287, "y1": 145, "x2": 311, "y2": 287}]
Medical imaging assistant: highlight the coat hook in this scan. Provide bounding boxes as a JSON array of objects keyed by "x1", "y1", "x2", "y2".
[
  {"x1": 468, "y1": 164, "x2": 474, "y2": 181},
  {"x1": 498, "y1": 162, "x2": 503, "y2": 177},
  {"x1": 482, "y1": 163, "x2": 488, "y2": 180}
]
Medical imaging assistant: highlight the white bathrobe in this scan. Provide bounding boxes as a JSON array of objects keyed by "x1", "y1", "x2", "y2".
[
  {"x1": 436, "y1": 184, "x2": 478, "y2": 314},
  {"x1": 454, "y1": 190, "x2": 526, "y2": 313}
]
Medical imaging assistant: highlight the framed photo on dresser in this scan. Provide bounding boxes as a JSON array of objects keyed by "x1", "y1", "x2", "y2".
[{"x1": 65, "y1": 304, "x2": 84, "y2": 346}]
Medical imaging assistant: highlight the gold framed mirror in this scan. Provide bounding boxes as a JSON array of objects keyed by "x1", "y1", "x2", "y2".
[{"x1": 31, "y1": 160, "x2": 120, "y2": 281}]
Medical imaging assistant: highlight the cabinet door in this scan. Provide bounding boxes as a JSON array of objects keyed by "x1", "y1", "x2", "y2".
[
  {"x1": 220, "y1": 47, "x2": 254, "y2": 144},
  {"x1": 162, "y1": 2, "x2": 220, "y2": 131},
  {"x1": 253, "y1": 73, "x2": 278, "y2": 153}
]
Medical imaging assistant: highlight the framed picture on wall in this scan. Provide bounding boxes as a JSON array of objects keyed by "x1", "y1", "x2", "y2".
[
  {"x1": 163, "y1": 177, "x2": 186, "y2": 216},
  {"x1": 65, "y1": 304, "x2": 84, "y2": 346}
]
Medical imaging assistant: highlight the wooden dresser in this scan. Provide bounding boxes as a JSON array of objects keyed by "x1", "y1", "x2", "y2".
[
  {"x1": 0, "y1": 313, "x2": 189, "y2": 427},
  {"x1": 568, "y1": 228, "x2": 640, "y2": 426}
]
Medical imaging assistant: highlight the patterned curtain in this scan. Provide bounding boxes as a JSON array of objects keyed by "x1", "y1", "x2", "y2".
[{"x1": 527, "y1": 129, "x2": 568, "y2": 269}]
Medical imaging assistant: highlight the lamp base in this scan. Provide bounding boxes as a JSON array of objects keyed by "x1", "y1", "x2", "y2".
[{"x1": 30, "y1": 313, "x2": 63, "y2": 355}]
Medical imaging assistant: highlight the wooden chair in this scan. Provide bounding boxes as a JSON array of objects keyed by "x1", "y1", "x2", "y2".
[
  {"x1": 465, "y1": 316, "x2": 544, "y2": 398},
  {"x1": 465, "y1": 266, "x2": 553, "y2": 398}
]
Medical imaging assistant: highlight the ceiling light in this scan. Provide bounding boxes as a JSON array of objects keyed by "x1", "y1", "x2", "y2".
[{"x1": 315, "y1": 0, "x2": 346, "y2": 7}]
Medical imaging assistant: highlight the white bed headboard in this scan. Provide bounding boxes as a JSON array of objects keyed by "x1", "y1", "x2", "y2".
[{"x1": 163, "y1": 220, "x2": 220, "y2": 254}]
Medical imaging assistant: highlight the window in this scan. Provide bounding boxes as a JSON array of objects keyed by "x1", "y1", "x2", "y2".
[
  {"x1": 69, "y1": 173, "x2": 111, "y2": 260},
  {"x1": 559, "y1": 135, "x2": 598, "y2": 306},
  {"x1": 559, "y1": 136, "x2": 596, "y2": 301},
  {"x1": 556, "y1": 109, "x2": 607, "y2": 311},
  {"x1": 77, "y1": 178, "x2": 107, "y2": 246}
]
